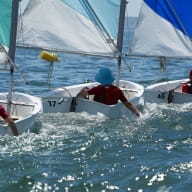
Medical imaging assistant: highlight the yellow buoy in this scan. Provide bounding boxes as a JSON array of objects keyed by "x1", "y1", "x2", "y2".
[{"x1": 40, "y1": 51, "x2": 58, "y2": 62}]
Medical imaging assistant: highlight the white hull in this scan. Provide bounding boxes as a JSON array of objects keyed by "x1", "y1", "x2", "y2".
[
  {"x1": 41, "y1": 80, "x2": 144, "y2": 118},
  {"x1": 144, "y1": 79, "x2": 192, "y2": 104},
  {"x1": 0, "y1": 92, "x2": 42, "y2": 136}
]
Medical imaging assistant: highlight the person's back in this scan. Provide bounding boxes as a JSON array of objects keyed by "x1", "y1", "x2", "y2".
[{"x1": 88, "y1": 84, "x2": 127, "y2": 105}]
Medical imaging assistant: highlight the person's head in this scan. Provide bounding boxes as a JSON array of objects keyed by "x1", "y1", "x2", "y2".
[{"x1": 95, "y1": 67, "x2": 115, "y2": 85}]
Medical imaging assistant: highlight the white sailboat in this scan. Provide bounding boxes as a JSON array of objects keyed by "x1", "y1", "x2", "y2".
[
  {"x1": 17, "y1": 0, "x2": 144, "y2": 118},
  {"x1": 0, "y1": 0, "x2": 42, "y2": 136},
  {"x1": 129, "y1": 0, "x2": 192, "y2": 104}
]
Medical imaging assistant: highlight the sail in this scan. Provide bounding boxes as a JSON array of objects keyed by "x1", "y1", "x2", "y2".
[
  {"x1": 129, "y1": 0, "x2": 192, "y2": 58},
  {"x1": 17, "y1": 0, "x2": 122, "y2": 56},
  {"x1": 0, "y1": 0, "x2": 13, "y2": 63}
]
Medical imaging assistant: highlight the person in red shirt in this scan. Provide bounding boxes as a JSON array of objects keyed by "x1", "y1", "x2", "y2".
[
  {"x1": 0, "y1": 104, "x2": 19, "y2": 136},
  {"x1": 79, "y1": 68, "x2": 140, "y2": 117},
  {"x1": 182, "y1": 69, "x2": 192, "y2": 94}
]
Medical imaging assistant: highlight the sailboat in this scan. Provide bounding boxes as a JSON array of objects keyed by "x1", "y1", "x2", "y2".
[
  {"x1": 16, "y1": 0, "x2": 144, "y2": 118},
  {"x1": 0, "y1": 0, "x2": 42, "y2": 136},
  {"x1": 128, "y1": 0, "x2": 192, "y2": 104}
]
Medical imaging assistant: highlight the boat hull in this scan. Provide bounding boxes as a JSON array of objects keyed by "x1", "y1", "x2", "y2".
[
  {"x1": 144, "y1": 79, "x2": 192, "y2": 104},
  {"x1": 0, "y1": 92, "x2": 42, "y2": 136},
  {"x1": 41, "y1": 81, "x2": 144, "y2": 118}
]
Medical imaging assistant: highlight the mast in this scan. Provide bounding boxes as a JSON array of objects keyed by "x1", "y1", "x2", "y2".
[
  {"x1": 84, "y1": 0, "x2": 127, "y2": 84},
  {"x1": 7, "y1": 0, "x2": 19, "y2": 106},
  {"x1": 116, "y1": 0, "x2": 126, "y2": 85}
]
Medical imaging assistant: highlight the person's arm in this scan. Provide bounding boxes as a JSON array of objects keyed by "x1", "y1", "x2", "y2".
[
  {"x1": 118, "y1": 88, "x2": 140, "y2": 117},
  {"x1": 123, "y1": 100, "x2": 140, "y2": 117},
  {"x1": 4, "y1": 117, "x2": 19, "y2": 136}
]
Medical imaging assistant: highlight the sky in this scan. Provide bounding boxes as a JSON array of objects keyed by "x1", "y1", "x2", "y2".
[{"x1": 126, "y1": 0, "x2": 142, "y2": 17}]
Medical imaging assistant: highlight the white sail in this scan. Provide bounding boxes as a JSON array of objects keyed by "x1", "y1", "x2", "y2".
[
  {"x1": 129, "y1": 0, "x2": 192, "y2": 58},
  {"x1": 17, "y1": 0, "x2": 122, "y2": 55}
]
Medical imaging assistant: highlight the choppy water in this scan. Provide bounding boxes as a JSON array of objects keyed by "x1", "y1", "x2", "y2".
[{"x1": 1, "y1": 17, "x2": 192, "y2": 192}]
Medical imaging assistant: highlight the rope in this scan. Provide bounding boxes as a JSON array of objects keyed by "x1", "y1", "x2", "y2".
[{"x1": 47, "y1": 60, "x2": 54, "y2": 89}]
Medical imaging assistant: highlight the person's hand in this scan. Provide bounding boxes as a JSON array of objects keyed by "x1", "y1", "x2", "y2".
[{"x1": 135, "y1": 111, "x2": 140, "y2": 117}]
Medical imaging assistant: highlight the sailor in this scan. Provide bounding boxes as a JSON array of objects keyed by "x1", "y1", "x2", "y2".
[
  {"x1": 78, "y1": 67, "x2": 140, "y2": 117},
  {"x1": 182, "y1": 69, "x2": 192, "y2": 94}
]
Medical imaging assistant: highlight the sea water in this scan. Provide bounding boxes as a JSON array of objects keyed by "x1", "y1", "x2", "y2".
[{"x1": 0, "y1": 17, "x2": 192, "y2": 192}]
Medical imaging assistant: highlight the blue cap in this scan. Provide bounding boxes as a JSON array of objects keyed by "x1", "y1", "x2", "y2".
[{"x1": 95, "y1": 68, "x2": 115, "y2": 85}]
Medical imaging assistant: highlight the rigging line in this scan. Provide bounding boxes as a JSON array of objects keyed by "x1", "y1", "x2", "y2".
[
  {"x1": 166, "y1": 0, "x2": 192, "y2": 45},
  {"x1": 82, "y1": 0, "x2": 118, "y2": 50},
  {"x1": 0, "y1": 43, "x2": 28, "y2": 84},
  {"x1": 79, "y1": 0, "x2": 115, "y2": 52},
  {"x1": 126, "y1": 54, "x2": 192, "y2": 61},
  {"x1": 16, "y1": 45, "x2": 119, "y2": 59},
  {"x1": 47, "y1": 61, "x2": 54, "y2": 90},
  {"x1": 82, "y1": 0, "x2": 132, "y2": 71}
]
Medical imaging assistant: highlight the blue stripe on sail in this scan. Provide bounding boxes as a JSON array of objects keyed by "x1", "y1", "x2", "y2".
[
  {"x1": 60, "y1": 0, "x2": 120, "y2": 39},
  {"x1": 0, "y1": 0, "x2": 12, "y2": 47},
  {"x1": 144, "y1": 0, "x2": 192, "y2": 38}
]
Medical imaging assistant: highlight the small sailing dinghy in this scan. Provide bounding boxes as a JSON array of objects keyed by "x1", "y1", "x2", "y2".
[
  {"x1": 41, "y1": 80, "x2": 143, "y2": 118},
  {"x1": 17, "y1": 0, "x2": 144, "y2": 118},
  {"x1": 128, "y1": 0, "x2": 192, "y2": 104},
  {"x1": 0, "y1": 0, "x2": 42, "y2": 136}
]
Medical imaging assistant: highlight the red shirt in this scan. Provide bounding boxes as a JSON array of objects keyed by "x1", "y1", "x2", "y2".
[
  {"x1": 182, "y1": 82, "x2": 192, "y2": 94},
  {"x1": 87, "y1": 85, "x2": 127, "y2": 105},
  {"x1": 0, "y1": 105, "x2": 9, "y2": 119}
]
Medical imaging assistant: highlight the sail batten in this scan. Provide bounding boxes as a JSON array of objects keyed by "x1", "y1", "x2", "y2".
[{"x1": 130, "y1": 0, "x2": 192, "y2": 58}]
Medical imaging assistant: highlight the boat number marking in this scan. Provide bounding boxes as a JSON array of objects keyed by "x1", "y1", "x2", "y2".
[
  {"x1": 48, "y1": 101, "x2": 57, "y2": 107},
  {"x1": 157, "y1": 92, "x2": 165, "y2": 99}
]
